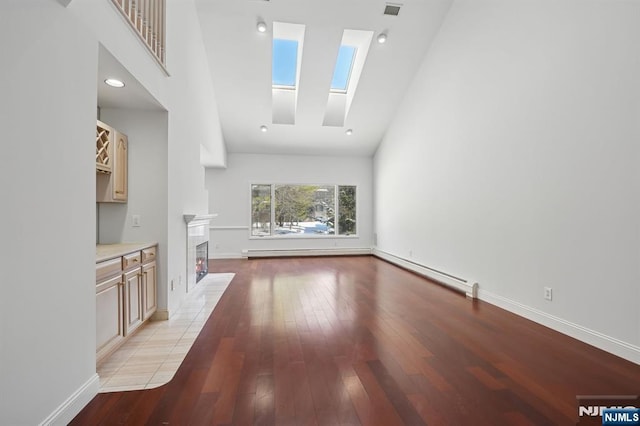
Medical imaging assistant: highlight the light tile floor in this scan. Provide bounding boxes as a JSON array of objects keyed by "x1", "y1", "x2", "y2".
[{"x1": 98, "y1": 273, "x2": 235, "y2": 392}]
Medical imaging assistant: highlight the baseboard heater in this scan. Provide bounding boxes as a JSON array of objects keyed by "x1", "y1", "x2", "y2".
[
  {"x1": 373, "y1": 248, "x2": 478, "y2": 299},
  {"x1": 242, "y1": 247, "x2": 372, "y2": 258}
]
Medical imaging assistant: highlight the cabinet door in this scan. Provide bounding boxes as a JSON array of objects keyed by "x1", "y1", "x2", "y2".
[
  {"x1": 96, "y1": 274, "x2": 124, "y2": 362},
  {"x1": 96, "y1": 121, "x2": 113, "y2": 173},
  {"x1": 142, "y1": 260, "x2": 157, "y2": 320},
  {"x1": 123, "y1": 268, "x2": 143, "y2": 336},
  {"x1": 113, "y1": 132, "x2": 128, "y2": 201},
  {"x1": 96, "y1": 122, "x2": 128, "y2": 203}
]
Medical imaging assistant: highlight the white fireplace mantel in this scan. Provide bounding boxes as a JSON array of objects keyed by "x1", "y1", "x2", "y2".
[{"x1": 183, "y1": 213, "x2": 218, "y2": 226}]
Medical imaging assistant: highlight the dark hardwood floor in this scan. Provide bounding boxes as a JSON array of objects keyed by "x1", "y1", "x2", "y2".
[{"x1": 72, "y1": 256, "x2": 640, "y2": 425}]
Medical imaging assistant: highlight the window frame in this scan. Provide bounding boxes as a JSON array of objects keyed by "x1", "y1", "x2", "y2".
[{"x1": 249, "y1": 182, "x2": 359, "y2": 240}]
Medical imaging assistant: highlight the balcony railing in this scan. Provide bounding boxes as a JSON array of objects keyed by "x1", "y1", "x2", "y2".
[{"x1": 111, "y1": 0, "x2": 166, "y2": 69}]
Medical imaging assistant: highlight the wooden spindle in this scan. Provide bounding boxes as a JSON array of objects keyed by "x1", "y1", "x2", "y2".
[{"x1": 110, "y1": 0, "x2": 166, "y2": 67}]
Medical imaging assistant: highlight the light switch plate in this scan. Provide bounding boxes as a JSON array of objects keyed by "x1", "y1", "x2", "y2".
[{"x1": 132, "y1": 215, "x2": 141, "y2": 227}]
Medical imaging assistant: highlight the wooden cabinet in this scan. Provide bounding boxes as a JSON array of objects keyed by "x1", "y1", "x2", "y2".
[
  {"x1": 96, "y1": 273, "x2": 124, "y2": 361},
  {"x1": 123, "y1": 251, "x2": 141, "y2": 270},
  {"x1": 96, "y1": 122, "x2": 112, "y2": 173},
  {"x1": 123, "y1": 268, "x2": 143, "y2": 336},
  {"x1": 142, "y1": 260, "x2": 157, "y2": 320},
  {"x1": 112, "y1": 131, "x2": 128, "y2": 201},
  {"x1": 96, "y1": 257, "x2": 126, "y2": 361},
  {"x1": 96, "y1": 120, "x2": 128, "y2": 203},
  {"x1": 96, "y1": 244, "x2": 158, "y2": 363},
  {"x1": 141, "y1": 246, "x2": 157, "y2": 320}
]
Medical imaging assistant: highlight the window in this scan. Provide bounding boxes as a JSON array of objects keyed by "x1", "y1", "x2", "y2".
[
  {"x1": 250, "y1": 184, "x2": 357, "y2": 237},
  {"x1": 330, "y1": 45, "x2": 357, "y2": 92},
  {"x1": 272, "y1": 39, "x2": 299, "y2": 88},
  {"x1": 251, "y1": 184, "x2": 271, "y2": 236},
  {"x1": 338, "y1": 186, "x2": 356, "y2": 235}
]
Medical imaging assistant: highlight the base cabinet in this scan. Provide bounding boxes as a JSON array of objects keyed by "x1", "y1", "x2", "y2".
[
  {"x1": 96, "y1": 244, "x2": 157, "y2": 363},
  {"x1": 124, "y1": 268, "x2": 143, "y2": 336},
  {"x1": 96, "y1": 274, "x2": 124, "y2": 360},
  {"x1": 142, "y1": 260, "x2": 157, "y2": 320}
]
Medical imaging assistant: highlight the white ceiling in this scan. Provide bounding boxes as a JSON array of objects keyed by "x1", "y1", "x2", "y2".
[
  {"x1": 195, "y1": 0, "x2": 454, "y2": 157},
  {"x1": 97, "y1": 45, "x2": 165, "y2": 111}
]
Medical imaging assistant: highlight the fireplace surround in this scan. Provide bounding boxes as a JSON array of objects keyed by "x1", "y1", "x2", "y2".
[
  {"x1": 195, "y1": 241, "x2": 208, "y2": 283},
  {"x1": 184, "y1": 214, "x2": 216, "y2": 291}
]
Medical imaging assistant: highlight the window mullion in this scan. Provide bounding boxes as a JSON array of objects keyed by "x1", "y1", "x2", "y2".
[
  {"x1": 334, "y1": 185, "x2": 339, "y2": 235},
  {"x1": 270, "y1": 184, "x2": 275, "y2": 236}
]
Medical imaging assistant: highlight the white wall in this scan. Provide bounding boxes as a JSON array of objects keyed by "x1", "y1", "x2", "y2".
[
  {"x1": 69, "y1": 0, "x2": 169, "y2": 108},
  {"x1": 374, "y1": 0, "x2": 640, "y2": 362},
  {"x1": 0, "y1": 1, "x2": 98, "y2": 424},
  {"x1": 0, "y1": 0, "x2": 226, "y2": 423},
  {"x1": 205, "y1": 153, "x2": 373, "y2": 257},
  {"x1": 74, "y1": 0, "x2": 225, "y2": 315},
  {"x1": 164, "y1": 0, "x2": 224, "y2": 312},
  {"x1": 98, "y1": 109, "x2": 169, "y2": 314}
]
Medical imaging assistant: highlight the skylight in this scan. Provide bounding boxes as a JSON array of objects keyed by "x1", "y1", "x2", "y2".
[
  {"x1": 330, "y1": 45, "x2": 357, "y2": 92},
  {"x1": 272, "y1": 39, "x2": 299, "y2": 88},
  {"x1": 322, "y1": 30, "x2": 373, "y2": 127},
  {"x1": 271, "y1": 22, "x2": 306, "y2": 125}
]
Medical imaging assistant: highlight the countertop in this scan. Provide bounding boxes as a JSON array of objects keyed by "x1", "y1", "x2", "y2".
[{"x1": 96, "y1": 242, "x2": 157, "y2": 263}]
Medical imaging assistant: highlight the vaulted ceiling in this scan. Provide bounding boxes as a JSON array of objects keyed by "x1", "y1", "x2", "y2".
[{"x1": 195, "y1": 0, "x2": 453, "y2": 157}]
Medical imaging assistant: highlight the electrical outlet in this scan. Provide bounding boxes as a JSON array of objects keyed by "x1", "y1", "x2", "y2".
[
  {"x1": 409, "y1": 249, "x2": 413, "y2": 258},
  {"x1": 132, "y1": 214, "x2": 141, "y2": 227},
  {"x1": 544, "y1": 287, "x2": 553, "y2": 301}
]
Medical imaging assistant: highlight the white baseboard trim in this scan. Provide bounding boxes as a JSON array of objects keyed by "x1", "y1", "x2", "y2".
[
  {"x1": 242, "y1": 247, "x2": 372, "y2": 258},
  {"x1": 40, "y1": 373, "x2": 99, "y2": 426},
  {"x1": 372, "y1": 248, "x2": 478, "y2": 299},
  {"x1": 211, "y1": 252, "x2": 245, "y2": 259},
  {"x1": 217, "y1": 247, "x2": 638, "y2": 364},
  {"x1": 478, "y1": 288, "x2": 640, "y2": 365}
]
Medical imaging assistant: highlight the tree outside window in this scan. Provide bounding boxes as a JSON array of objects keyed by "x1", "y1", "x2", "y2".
[{"x1": 251, "y1": 184, "x2": 356, "y2": 237}]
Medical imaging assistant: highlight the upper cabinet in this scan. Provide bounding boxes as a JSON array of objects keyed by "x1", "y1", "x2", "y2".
[
  {"x1": 96, "y1": 120, "x2": 128, "y2": 203},
  {"x1": 112, "y1": 132, "x2": 128, "y2": 201},
  {"x1": 96, "y1": 122, "x2": 112, "y2": 173}
]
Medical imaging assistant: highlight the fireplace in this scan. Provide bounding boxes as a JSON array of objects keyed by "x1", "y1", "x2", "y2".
[
  {"x1": 184, "y1": 213, "x2": 216, "y2": 292},
  {"x1": 195, "y1": 242, "x2": 208, "y2": 283}
]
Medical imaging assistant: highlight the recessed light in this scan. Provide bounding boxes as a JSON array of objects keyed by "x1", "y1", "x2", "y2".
[
  {"x1": 257, "y1": 21, "x2": 267, "y2": 33},
  {"x1": 260, "y1": 125, "x2": 268, "y2": 132},
  {"x1": 104, "y1": 78, "x2": 125, "y2": 88},
  {"x1": 377, "y1": 33, "x2": 387, "y2": 44},
  {"x1": 345, "y1": 129, "x2": 353, "y2": 136}
]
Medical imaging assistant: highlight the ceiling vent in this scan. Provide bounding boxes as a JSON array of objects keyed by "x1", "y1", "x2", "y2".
[{"x1": 383, "y1": 3, "x2": 401, "y2": 16}]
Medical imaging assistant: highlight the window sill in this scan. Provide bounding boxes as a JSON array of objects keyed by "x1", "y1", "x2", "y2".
[{"x1": 249, "y1": 234, "x2": 359, "y2": 241}]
